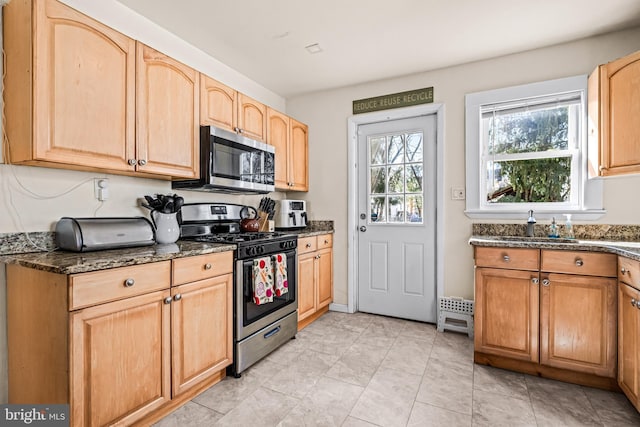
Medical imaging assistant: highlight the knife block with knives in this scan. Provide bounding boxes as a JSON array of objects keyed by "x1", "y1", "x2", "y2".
[{"x1": 257, "y1": 197, "x2": 275, "y2": 232}]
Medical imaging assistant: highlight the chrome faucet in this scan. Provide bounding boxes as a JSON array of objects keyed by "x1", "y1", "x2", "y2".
[{"x1": 526, "y1": 210, "x2": 536, "y2": 237}]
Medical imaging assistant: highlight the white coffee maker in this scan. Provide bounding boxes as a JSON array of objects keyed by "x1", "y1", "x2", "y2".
[{"x1": 275, "y1": 199, "x2": 307, "y2": 230}]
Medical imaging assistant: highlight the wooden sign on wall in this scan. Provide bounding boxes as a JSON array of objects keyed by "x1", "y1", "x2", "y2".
[{"x1": 352, "y1": 87, "x2": 434, "y2": 114}]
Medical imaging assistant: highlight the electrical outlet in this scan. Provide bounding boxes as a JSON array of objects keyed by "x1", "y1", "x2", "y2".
[
  {"x1": 94, "y1": 178, "x2": 109, "y2": 201},
  {"x1": 451, "y1": 187, "x2": 465, "y2": 200}
]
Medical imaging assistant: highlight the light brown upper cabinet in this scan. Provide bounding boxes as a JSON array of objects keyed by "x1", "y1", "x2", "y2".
[
  {"x1": 588, "y1": 50, "x2": 640, "y2": 177},
  {"x1": 267, "y1": 108, "x2": 309, "y2": 191},
  {"x1": 200, "y1": 74, "x2": 267, "y2": 142},
  {"x1": 4, "y1": 0, "x2": 199, "y2": 179},
  {"x1": 136, "y1": 43, "x2": 199, "y2": 178}
]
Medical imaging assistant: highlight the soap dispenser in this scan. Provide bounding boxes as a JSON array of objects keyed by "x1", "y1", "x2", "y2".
[
  {"x1": 548, "y1": 217, "x2": 559, "y2": 238},
  {"x1": 526, "y1": 210, "x2": 536, "y2": 237},
  {"x1": 564, "y1": 214, "x2": 575, "y2": 239}
]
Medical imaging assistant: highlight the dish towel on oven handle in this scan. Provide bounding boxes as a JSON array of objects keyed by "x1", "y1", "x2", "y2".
[
  {"x1": 252, "y1": 256, "x2": 274, "y2": 305},
  {"x1": 272, "y1": 253, "x2": 288, "y2": 297}
]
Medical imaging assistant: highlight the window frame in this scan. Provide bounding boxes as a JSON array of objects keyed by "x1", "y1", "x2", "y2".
[{"x1": 464, "y1": 75, "x2": 604, "y2": 220}]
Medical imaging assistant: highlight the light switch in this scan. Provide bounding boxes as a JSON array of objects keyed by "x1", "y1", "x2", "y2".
[{"x1": 451, "y1": 187, "x2": 465, "y2": 200}]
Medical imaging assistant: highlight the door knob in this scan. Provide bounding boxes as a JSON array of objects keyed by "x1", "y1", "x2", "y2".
[{"x1": 359, "y1": 226, "x2": 367, "y2": 232}]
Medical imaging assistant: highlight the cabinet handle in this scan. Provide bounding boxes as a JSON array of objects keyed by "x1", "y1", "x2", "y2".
[
  {"x1": 128, "y1": 159, "x2": 137, "y2": 166},
  {"x1": 575, "y1": 259, "x2": 584, "y2": 267},
  {"x1": 124, "y1": 278, "x2": 135, "y2": 287},
  {"x1": 204, "y1": 263, "x2": 212, "y2": 270},
  {"x1": 502, "y1": 255, "x2": 510, "y2": 263},
  {"x1": 163, "y1": 296, "x2": 172, "y2": 305},
  {"x1": 542, "y1": 279, "x2": 550, "y2": 287},
  {"x1": 173, "y1": 294, "x2": 182, "y2": 302},
  {"x1": 531, "y1": 278, "x2": 539, "y2": 285},
  {"x1": 138, "y1": 159, "x2": 147, "y2": 166},
  {"x1": 621, "y1": 267, "x2": 627, "y2": 275}
]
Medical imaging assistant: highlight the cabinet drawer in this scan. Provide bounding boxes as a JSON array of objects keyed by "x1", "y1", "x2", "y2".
[
  {"x1": 619, "y1": 256, "x2": 640, "y2": 290},
  {"x1": 541, "y1": 250, "x2": 616, "y2": 277},
  {"x1": 317, "y1": 234, "x2": 333, "y2": 250},
  {"x1": 298, "y1": 236, "x2": 318, "y2": 255},
  {"x1": 172, "y1": 251, "x2": 233, "y2": 285},
  {"x1": 474, "y1": 247, "x2": 539, "y2": 271},
  {"x1": 70, "y1": 261, "x2": 171, "y2": 310}
]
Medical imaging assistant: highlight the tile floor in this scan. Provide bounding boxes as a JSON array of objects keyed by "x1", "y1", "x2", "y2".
[{"x1": 155, "y1": 311, "x2": 640, "y2": 426}]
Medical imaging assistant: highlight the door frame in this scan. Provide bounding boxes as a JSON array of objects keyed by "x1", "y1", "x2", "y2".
[{"x1": 343, "y1": 103, "x2": 445, "y2": 316}]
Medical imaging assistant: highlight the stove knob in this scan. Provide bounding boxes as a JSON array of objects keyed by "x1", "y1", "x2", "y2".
[
  {"x1": 246, "y1": 247, "x2": 254, "y2": 257},
  {"x1": 257, "y1": 246, "x2": 264, "y2": 255}
]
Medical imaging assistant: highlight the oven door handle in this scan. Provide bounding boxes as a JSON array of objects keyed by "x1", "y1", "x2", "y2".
[{"x1": 263, "y1": 326, "x2": 281, "y2": 339}]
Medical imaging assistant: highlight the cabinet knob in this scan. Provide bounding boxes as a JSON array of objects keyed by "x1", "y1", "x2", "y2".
[
  {"x1": 138, "y1": 159, "x2": 147, "y2": 166},
  {"x1": 632, "y1": 298, "x2": 637, "y2": 307},
  {"x1": 575, "y1": 259, "x2": 584, "y2": 267},
  {"x1": 324, "y1": 240, "x2": 329, "y2": 244},
  {"x1": 636, "y1": 301, "x2": 640, "y2": 309},
  {"x1": 542, "y1": 279, "x2": 550, "y2": 287},
  {"x1": 306, "y1": 243, "x2": 312, "y2": 248},
  {"x1": 316, "y1": 255, "x2": 321, "y2": 259},
  {"x1": 124, "y1": 278, "x2": 135, "y2": 287},
  {"x1": 163, "y1": 296, "x2": 172, "y2": 305},
  {"x1": 173, "y1": 294, "x2": 182, "y2": 302},
  {"x1": 621, "y1": 267, "x2": 627, "y2": 275},
  {"x1": 502, "y1": 255, "x2": 510, "y2": 263},
  {"x1": 204, "y1": 263, "x2": 212, "y2": 270},
  {"x1": 128, "y1": 159, "x2": 137, "y2": 166},
  {"x1": 531, "y1": 278, "x2": 539, "y2": 285}
]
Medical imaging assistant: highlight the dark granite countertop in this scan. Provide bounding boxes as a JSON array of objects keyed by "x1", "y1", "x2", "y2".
[
  {"x1": 0, "y1": 220, "x2": 334, "y2": 275},
  {"x1": 0, "y1": 241, "x2": 236, "y2": 275},
  {"x1": 469, "y1": 235, "x2": 640, "y2": 262}
]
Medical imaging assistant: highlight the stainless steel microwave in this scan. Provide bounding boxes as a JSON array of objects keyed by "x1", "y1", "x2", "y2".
[{"x1": 172, "y1": 126, "x2": 275, "y2": 194}]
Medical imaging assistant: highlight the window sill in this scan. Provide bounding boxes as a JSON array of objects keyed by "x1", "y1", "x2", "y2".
[{"x1": 464, "y1": 209, "x2": 606, "y2": 221}]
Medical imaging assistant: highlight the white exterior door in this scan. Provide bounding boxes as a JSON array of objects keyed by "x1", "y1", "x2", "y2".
[{"x1": 357, "y1": 114, "x2": 437, "y2": 322}]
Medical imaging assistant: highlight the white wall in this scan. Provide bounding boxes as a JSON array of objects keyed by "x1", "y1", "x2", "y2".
[{"x1": 286, "y1": 27, "x2": 640, "y2": 306}]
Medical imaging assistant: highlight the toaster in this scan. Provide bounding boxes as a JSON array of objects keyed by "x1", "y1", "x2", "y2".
[
  {"x1": 275, "y1": 199, "x2": 308, "y2": 230},
  {"x1": 55, "y1": 217, "x2": 155, "y2": 252}
]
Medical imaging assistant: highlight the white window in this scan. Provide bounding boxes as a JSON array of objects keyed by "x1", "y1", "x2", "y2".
[{"x1": 465, "y1": 75, "x2": 604, "y2": 220}]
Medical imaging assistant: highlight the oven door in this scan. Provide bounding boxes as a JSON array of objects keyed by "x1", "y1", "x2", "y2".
[{"x1": 236, "y1": 248, "x2": 297, "y2": 340}]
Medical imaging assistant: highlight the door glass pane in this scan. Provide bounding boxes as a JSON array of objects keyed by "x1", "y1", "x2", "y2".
[
  {"x1": 370, "y1": 137, "x2": 386, "y2": 165},
  {"x1": 406, "y1": 133, "x2": 423, "y2": 162},
  {"x1": 370, "y1": 167, "x2": 386, "y2": 194},
  {"x1": 405, "y1": 165, "x2": 423, "y2": 193},
  {"x1": 388, "y1": 135, "x2": 405, "y2": 164},
  {"x1": 388, "y1": 196, "x2": 405, "y2": 223},
  {"x1": 388, "y1": 166, "x2": 404, "y2": 193},
  {"x1": 367, "y1": 131, "x2": 424, "y2": 224},
  {"x1": 370, "y1": 197, "x2": 386, "y2": 222}
]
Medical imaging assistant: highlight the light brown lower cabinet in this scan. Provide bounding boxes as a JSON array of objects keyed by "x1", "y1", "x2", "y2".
[
  {"x1": 618, "y1": 256, "x2": 640, "y2": 411},
  {"x1": 297, "y1": 234, "x2": 333, "y2": 329},
  {"x1": 474, "y1": 246, "x2": 619, "y2": 390},
  {"x1": 7, "y1": 251, "x2": 233, "y2": 426}
]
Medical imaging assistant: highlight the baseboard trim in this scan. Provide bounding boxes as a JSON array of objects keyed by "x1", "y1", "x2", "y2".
[{"x1": 329, "y1": 303, "x2": 351, "y2": 313}]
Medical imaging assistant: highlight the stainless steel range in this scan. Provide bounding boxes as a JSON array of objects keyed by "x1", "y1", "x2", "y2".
[{"x1": 179, "y1": 203, "x2": 298, "y2": 377}]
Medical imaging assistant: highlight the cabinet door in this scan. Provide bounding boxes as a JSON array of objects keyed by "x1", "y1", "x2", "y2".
[
  {"x1": 32, "y1": 0, "x2": 136, "y2": 171},
  {"x1": 267, "y1": 108, "x2": 291, "y2": 190},
  {"x1": 619, "y1": 282, "x2": 640, "y2": 410},
  {"x1": 70, "y1": 290, "x2": 171, "y2": 426},
  {"x1": 540, "y1": 273, "x2": 617, "y2": 377},
  {"x1": 591, "y1": 50, "x2": 640, "y2": 176},
  {"x1": 136, "y1": 43, "x2": 199, "y2": 178},
  {"x1": 298, "y1": 252, "x2": 317, "y2": 321},
  {"x1": 290, "y1": 119, "x2": 309, "y2": 191},
  {"x1": 171, "y1": 274, "x2": 233, "y2": 396},
  {"x1": 200, "y1": 74, "x2": 237, "y2": 131},
  {"x1": 238, "y1": 93, "x2": 267, "y2": 142},
  {"x1": 475, "y1": 268, "x2": 539, "y2": 362},
  {"x1": 317, "y1": 248, "x2": 333, "y2": 309}
]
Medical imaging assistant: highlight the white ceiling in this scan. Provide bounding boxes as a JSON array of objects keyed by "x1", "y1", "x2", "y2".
[{"x1": 115, "y1": 0, "x2": 640, "y2": 98}]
